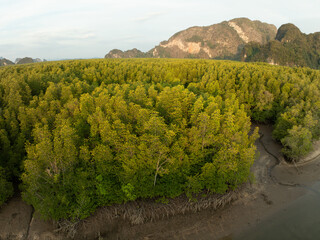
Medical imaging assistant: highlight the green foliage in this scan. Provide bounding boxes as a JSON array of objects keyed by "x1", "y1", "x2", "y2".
[
  {"x1": 121, "y1": 183, "x2": 137, "y2": 201},
  {"x1": 0, "y1": 58, "x2": 319, "y2": 221},
  {"x1": 243, "y1": 24, "x2": 320, "y2": 70},
  {"x1": 206, "y1": 41, "x2": 218, "y2": 50},
  {"x1": 186, "y1": 35, "x2": 203, "y2": 43},
  {"x1": 0, "y1": 166, "x2": 14, "y2": 205},
  {"x1": 281, "y1": 126, "x2": 312, "y2": 160}
]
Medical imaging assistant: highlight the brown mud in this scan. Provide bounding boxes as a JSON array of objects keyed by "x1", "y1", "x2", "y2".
[{"x1": 1, "y1": 124, "x2": 320, "y2": 240}]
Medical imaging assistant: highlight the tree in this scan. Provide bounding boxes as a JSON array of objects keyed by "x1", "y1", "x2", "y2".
[
  {"x1": 281, "y1": 125, "x2": 312, "y2": 160},
  {"x1": 0, "y1": 166, "x2": 13, "y2": 205}
]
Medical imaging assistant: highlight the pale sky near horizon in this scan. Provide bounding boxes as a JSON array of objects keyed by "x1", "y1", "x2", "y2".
[{"x1": 0, "y1": 0, "x2": 319, "y2": 61}]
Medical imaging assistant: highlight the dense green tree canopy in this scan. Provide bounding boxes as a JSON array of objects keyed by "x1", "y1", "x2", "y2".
[{"x1": 0, "y1": 58, "x2": 319, "y2": 220}]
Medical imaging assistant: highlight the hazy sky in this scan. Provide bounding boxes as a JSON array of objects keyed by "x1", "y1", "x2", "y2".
[{"x1": 0, "y1": 0, "x2": 319, "y2": 61}]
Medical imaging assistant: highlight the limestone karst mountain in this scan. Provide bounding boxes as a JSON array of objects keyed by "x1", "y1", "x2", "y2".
[
  {"x1": 150, "y1": 18, "x2": 277, "y2": 59},
  {"x1": 105, "y1": 18, "x2": 277, "y2": 60}
]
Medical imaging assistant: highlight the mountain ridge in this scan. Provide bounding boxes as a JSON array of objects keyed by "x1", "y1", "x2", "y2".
[
  {"x1": 0, "y1": 57, "x2": 46, "y2": 66},
  {"x1": 105, "y1": 18, "x2": 277, "y2": 60},
  {"x1": 242, "y1": 24, "x2": 320, "y2": 69},
  {"x1": 0, "y1": 58, "x2": 14, "y2": 66},
  {"x1": 105, "y1": 18, "x2": 320, "y2": 69}
]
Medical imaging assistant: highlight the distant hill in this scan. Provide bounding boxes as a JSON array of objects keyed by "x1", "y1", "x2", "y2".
[
  {"x1": 105, "y1": 18, "x2": 277, "y2": 60},
  {"x1": 0, "y1": 57, "x2": 47, "y2": 66},
  {"x1": 0, "y1": 58, "x2": 14, "y2": 66},
  {"x1": 105, "y1": 48, "x2": 148, "y2": 58},
  {"x1": 15, "y1": 57, "x2": 46, "y2": 64},
  {"x1": 242, "y1": 24, "x2": 320, "y2": 69},
  {"x1": 16, "y1": 57, "x2": 34, "y2": 64}
]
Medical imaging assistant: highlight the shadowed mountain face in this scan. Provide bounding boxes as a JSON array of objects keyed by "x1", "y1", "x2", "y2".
[
  {"x1": 242, "y1": 24, "x2": 320, "y2": 69},
  {"x1": 0, "y1": 58, "x2": 14, "y2": 66},
  {"x1": 275, "y1": 23, "x2": 303, "y2": 42},
  {"x1": 105, "y1": 18, "x2": 277, "y2": 60},
  {"x1": 16, "y1": 57, "x2": 36, "y2": 64}
]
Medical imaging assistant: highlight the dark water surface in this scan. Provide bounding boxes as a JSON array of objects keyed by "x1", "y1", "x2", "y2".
[{"x1": 235, "y1": 182, "x2": 320, "y2": 240}]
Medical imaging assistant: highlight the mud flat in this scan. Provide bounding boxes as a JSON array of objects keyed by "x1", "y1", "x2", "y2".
[
  {"x1": 1, "y1": 124, "x2": 320, "y2": 239},
  {"x1": 0, "y1": 194, "x2": 33, "y2": 240},
  {"x1": 235, "y1": 181, "x2": 320, "y2": 240}
]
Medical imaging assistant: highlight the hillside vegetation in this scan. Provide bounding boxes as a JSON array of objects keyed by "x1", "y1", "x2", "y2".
[
  {"x1": 243, "y1": 24, "x2": 320, "y2": 69},
  {"x1": 0, "y1": 59, "x2": 320, "y2": 221}
]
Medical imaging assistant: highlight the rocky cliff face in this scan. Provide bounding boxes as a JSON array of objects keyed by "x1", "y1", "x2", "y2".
[
  {"x1": 105, "y1": 18, "x2": 277, "y2": 60},
  {"x1": 151, "y1": 18, "x2": 277, "y2": 59}
]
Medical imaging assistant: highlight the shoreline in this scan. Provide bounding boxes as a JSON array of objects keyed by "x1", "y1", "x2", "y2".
[{"x1": 1, "y1": 124, "x2": 320, "y2": 239}]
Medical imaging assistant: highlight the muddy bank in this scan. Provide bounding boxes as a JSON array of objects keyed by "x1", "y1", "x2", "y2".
[
  {"x1": 0, "y1": 194, "x2": 33, "y2": 240},
  {"x1": 235, "y1": 181, "x2": 320, "y2": 240},
  {"x1": 1, "y1": 124, "x2": 320, "y2": 240}
]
